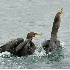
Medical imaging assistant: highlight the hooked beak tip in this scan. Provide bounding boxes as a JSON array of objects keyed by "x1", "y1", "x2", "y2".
[{"x1": 59, "y1": 8, "x2": 63, "y2": 16}]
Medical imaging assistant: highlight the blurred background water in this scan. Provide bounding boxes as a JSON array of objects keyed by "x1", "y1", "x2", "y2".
[{"x1": 0, "y1": 0, "x2": 70, "y2": 69}]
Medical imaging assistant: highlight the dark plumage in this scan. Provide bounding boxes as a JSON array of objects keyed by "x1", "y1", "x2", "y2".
[
  {"x1": 0, "y1": 38, "x2": 24, "y2": 54},
  {"x1": 0, "y1": 32, "x2": 41, "y2": 57},
  {"x1": 42, "y1": 8, "x2": 63, "y2": 54},
  {"x1": 15, "y1": 32, "x2": 41, "y2": 57}
]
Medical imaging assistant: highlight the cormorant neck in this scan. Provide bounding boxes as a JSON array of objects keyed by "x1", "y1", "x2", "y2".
[{"x1": 26, "y1": 38, "x2": 32, "y2": 41}]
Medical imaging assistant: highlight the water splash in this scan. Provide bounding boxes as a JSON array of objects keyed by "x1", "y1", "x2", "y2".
[
  {"x1": 0, "y1": 41, "x2": 65, "y2": 59},
  {"x1": 0, "y1": 51, "x2": 11, "y2": 58},
  {"x1": 34, "y1": 45, "x2": 46, "y2": 57},
  {"x1": 47, "y1": 41, "x2": 65, "y2": 61},
  {"x1": 60, "y1": 41, "x2": 65, "y2": 48}
]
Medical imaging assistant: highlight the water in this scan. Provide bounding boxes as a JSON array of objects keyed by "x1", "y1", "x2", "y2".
[{"x1": 0, "y1": 0, "x2": 70, "y2": 69}]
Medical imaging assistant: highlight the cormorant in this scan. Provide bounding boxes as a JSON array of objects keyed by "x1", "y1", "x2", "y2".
[
  {"x1": 42, "y1": 8, "x2": 63, "y2": 54},
  {"x1": 15, "y1": 32, "x2": 41, "y2": 57},
  {"x1": 0, "y1": 32, "x2": 41, "y2": 57},
  {"x1": 0, "y1": 38, "x2": 24, "y2": 54}
]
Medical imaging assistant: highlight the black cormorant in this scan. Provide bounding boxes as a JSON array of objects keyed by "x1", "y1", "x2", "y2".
[
  {"x1": 15, "y1": 32, "x2": 41, "y2": 57},
  {"x1": 42, "y1": 8, "x2": 63, "y2": 54},
  {"x1": 0, "y1": 32, "x2": 41, "y2": 57}
]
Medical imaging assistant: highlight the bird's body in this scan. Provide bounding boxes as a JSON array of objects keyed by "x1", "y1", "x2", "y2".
[
  {"x1": 42, "y1": 8, "x2": 63, "y2": 54},
  {"x1": 0, "y1": 32, "x2": 41, "y2": 57},
  {"x1": 15, "y1": 32, "x2": 41, "y2": 57},
  {"x1": 42, "y1": 39, "x2": 61, "y2": 54},
  {"x1": 15, "y1": 39, "x2": 36, "y2": 57},
  {"x1": 0, "y1": 38, "x2": 24, "y2": 54}
]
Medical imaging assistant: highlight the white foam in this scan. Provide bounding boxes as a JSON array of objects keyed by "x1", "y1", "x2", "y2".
[
  {"x1": 0, "y1": 51, "x2": 11, "y2": 58},
  {"x1": 34, "y1": 48, "x2": 46, "y2": 57},
  {"x1": 60, "y1": 41, "x2": 65, "y2": 47}
]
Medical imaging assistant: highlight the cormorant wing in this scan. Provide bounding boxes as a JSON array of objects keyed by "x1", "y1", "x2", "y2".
[
  {"x1": 16, "y1": 39, "x2": 31, "y2": 52},
  {"x1": 0, "y1": 38, "x2": 24, "y2": 53}
]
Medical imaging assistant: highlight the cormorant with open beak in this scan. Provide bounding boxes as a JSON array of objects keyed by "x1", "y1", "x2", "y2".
[{"x1": 42, "y1": 8, "x2": 63, "y2": 54}]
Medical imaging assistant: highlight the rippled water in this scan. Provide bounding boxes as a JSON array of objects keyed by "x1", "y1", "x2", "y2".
[{"x1": 0, "y1": 0, "x2": 70, "y2": 69}]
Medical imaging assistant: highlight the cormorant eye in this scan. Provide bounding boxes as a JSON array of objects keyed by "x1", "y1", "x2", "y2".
[{"x1": 34, "y1": 34, "x2": 35, "y2": 35}]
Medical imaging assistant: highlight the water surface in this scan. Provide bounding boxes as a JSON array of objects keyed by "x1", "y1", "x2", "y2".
[{"x1": 0, "y1": 0, "x2": 70, "y2": 69}]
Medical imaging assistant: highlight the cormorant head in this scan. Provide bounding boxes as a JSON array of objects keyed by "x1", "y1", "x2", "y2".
[
  {"x1": 54, "y1": 8, "x2": 63, "y2": 22},
  {"x1": 56, "y1": 8, "x2": 63, "y2": 18},
  {"x1": 26, "y1": 32, "x2": 42, "y2": 39}
]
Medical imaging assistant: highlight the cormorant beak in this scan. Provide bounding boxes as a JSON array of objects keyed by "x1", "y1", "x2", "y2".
[
  {"x1": 33, "y1": 33, "x2": 42, "y2": 37},
  {"x1": 59, "y1": 8, "x2": 63, "y2": 16}
]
